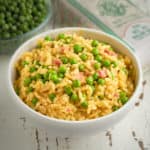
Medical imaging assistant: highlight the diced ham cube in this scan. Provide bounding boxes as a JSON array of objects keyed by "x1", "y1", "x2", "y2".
[
  {"x1": 104, "y1": 49, "x2": 116, "y2": 56},
  {"x1": 98, "y1": 69, "x2": 107, "y2": 78},
  {"x1": 60, "y1": 47, "x2": 65, "y2": 54},
  {"x1": 53, "y1": 59, "x2": 61, "y2": 67},
  {"x1": 84, "y1": 71, "x2": 91, "y2": 76},
  {"x1": 90, "y1": 60, "x2": 95, "y2": 65},
  {"x1": 75, "y1": 72, "x2": 85, "y2": 83},
  {"x1": 66, "y1": 108, "x2": 71, "y2": 113},
  {"x1": 114, "y1": 93, "x2": 119, "y2": 98},
  {"x1": 60, "y1": 46, "x2": 70, "y2": 54}
]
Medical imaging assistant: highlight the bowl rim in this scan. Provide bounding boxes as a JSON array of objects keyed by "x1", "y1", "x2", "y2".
[
  {"x1": 8, "y1": 27, "x2": 143, "y2": 125},
  {"x1": 0, "y1": 0, "x2": 52, "y2": 41}
]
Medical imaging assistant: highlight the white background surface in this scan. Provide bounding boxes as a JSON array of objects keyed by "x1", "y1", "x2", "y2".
[{"x1": 0, "y1": 54, "x2": 150, "y2": 150}]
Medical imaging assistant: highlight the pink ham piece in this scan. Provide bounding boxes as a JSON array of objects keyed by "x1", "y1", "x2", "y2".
[
  {"x1": 75, "y1": 72, "x2": 85, "y2": 83},
  {"x1": 60, "y1": 47, "x2": 65, "y2": 54},
  {"x1": 60, "y1": 46, "x2": 70, "y2": 54},
  {"x1": 98, "y1": 69, "x2": 107, "y2": 78},
  {"x1": 53, "y1": 59, "x2": 61, "y2": 67},
  {"x1": 114, "y1": 93, "x2": 119, "y2": 98},
  {"x1": 66, "y1": 108, "x2": 71, "y2": 113},
  {"x1": 84, "y1": 71, "x2": 91, "y2": 76},
  {"x1": 104, "y1": 49, "x2": 116, "y2": 56},
  {"x1": 90, "y1": 60, "x2": 95, "y2": 65}
]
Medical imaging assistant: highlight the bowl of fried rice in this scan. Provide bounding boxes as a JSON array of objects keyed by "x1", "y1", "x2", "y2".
[{"x1": 8, "y1": 27, "x2": 142, "y2": 136}]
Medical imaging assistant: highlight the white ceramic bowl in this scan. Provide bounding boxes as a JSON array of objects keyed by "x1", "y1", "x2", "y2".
[{"x1": 8, "y1": 27, "x2": 142, "y2": 137}]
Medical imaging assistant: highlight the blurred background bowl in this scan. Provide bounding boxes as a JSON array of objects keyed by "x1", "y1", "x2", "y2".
[{"x1": 0, "y1": 0, "x2": 52, "y2": 55}]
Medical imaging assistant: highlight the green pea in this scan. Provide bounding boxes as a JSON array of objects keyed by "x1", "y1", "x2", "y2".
[
  {"x1": 102, "y1": 60, "x2": 111, "y2": 67},
  {"x1": 121, "y1": 97, "x2": 128, "y2": 104},
  {"x1": 58, "y1": 73, "x2": 65, "y2": 78},
  {"x1": 11, "y1": 25, "x2": 17, "y2": 31},
  {"x1": 13, "y1": 14, "x2": 18, "y2": 20},
  {"x1": 69, "y1": 58, "x2": 77, "y2": 64},
  {"x1": 48, "y1": 93, "x2": 56, "y2": 102},
  {"x1": 22, "y1": 60, "x2": 29, "y2": 66},
  {"x1": 64, "y1": 36, "x2": 72, "y2": 44},
  {"x1": 41, "y1": 79, "x2": 47, "y2": 84},
  {"x1": 0, "y1": 6, "x2": 6, "y2": 12},
  {"x1": 61, "y1": 57, "x2": 68, "y2": 64},
  {"x1": 94, "y1": 62, "x2": 100, "y2": 70},
  {"x1": 2, "y1": 32, "x2": 10, "y2": 39},
  {"x1": 58, "y1": 66, "x2": 66, "y2": 74},
  {"x1": 121, "y1": 67, "x2": 128, "y2": 74},
  {"x1": 95, "y1": 55, "x2": 102, "y2": 62},
  {"x1": 24, "y1": 77, "x2": 32, "y2": 86},
  {"x1": 71, "y1": 93, "x2": 78, "y2": 102},
  {"x1": 8, "y1": 17, "x2": 14, "y2": 23},
  {"x1": 37, "y1": 3, "x2": 44, "y2": 10},
  {"x1": 3, "y1": 24, "x2": 9, "y2": 31},
  {"x1": 50, "y1": 74, "x2": 60, "y2": 84},
  {"x1": 80, "y1": 53, "x2": 88, "y2": 61},
  {"x1": 42, "y1": 65, "x2": 48, "y2": 69},
  {"x1": 93, "y1": 73, "x2": 99, "y2": 81},
  {"x1": 72, "y1": 80, "x2": 81, "y2": 88},
  {"x1": 74, "y1": 44, "x2": 83, "y2": 53},
  {"x1": 64, "y1": 86, "x2": 73, "y2": 96},
  {"x1": 43, "y1": 72, "x2": 50, "y2": 82},
  {"x1": 92, "y1": 48, "x2": 99, "y2": 56},
  {"x1": 119, "y1": 91, "x2": 128, "y2": 104},
  {"x1": 0, "y1": 13, "x2": 5, "y2": 20},
  {"x1": 20, "y1": 23, "x2": 29, "y2": 32},
  {"x1": 0, "y1": 19, "x2": 5, "y2": 26},
  {"x1": 90, "y1": 85, "x2": 95, "y2": 93},
  {"x1": 37, "y1": 11, "x2": 42, "y2": 17},
  {"x1": 108, "y1": 46, "x2": 113, "y2": 51},
  {"x1": 30, "y1": 76, "x2": 36, "y2": 81},
  {"x1": 112, "y1": 61, "x2": 118, "y2": 68},
  {"x1": 15, "y1": 87, "x2": 20, "y2": 95},
  {"x1": 19, "y1": 16, "x2": 25, "y2": 22},
  {"x1": 112, "y1": 105, "x2": 119, "y2": 111},
  {"x1": 58, "y1": 33, "x2": 65, "y2": 39},
  {"x1": 11, "y1": 33, "x2": 17, "y2": 37},
  {"x1": 81, "y1": 101, "x2": 88, "y2": 108},
  {"x1": 17, "y1": 31, "x2": 23, "y2": 36},
  {"x1": 48, "y1": 69, "x2": 57, "y2": 75},
  {"x1": 33, "y1": 73, "x2": 42, "y2": 81},
  {"x1": 79, "y1": 64, "x2": 85, "y2": 72},
  {"x1": 10, "y1": 5, "x2": 15, "y2": 12},
  {"x1": 27, "y1": 86, "x2": 34, "y2": 93},
  {"x1": 45, "y1": 36, "x2": 52, "y2": 41},
  {"x1": 29, "y1": 66, "x2": 37, "y2": 73},
  {"x1": 91, "y1": 40, "x2": 99, "y2": 47},
  {"x1": 86, "y1": 76, "x2": 94, "y2": 85},
  {"x1": 31, "y1": 97, "x2": 38, "y2": 106},
  {"x1": 98, "y1": 79, "x2": 105, "y2": 85},
  {"x1": 14, "y1": 7, "x2": 19, "y2": 14},
  {"x1": 35, "y1": 61, "x2": 41, "y2": 66}
]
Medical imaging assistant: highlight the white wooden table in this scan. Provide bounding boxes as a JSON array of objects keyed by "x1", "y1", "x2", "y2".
[
  {"x1": 0, "y1": 55, "x2": 150, "y2": 150},
  {"x1": 0, "y1": 0, "x2": 150, "y2": 149}
]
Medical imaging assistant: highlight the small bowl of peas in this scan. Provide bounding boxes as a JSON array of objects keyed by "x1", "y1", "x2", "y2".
[{"x1": 0, "y1": 0, "x2": 52, "y2": 54}]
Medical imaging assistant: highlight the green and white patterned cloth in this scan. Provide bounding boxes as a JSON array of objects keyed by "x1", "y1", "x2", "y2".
[{"x1": 53, "y1": 0, "x2": 150, "y2": 72}]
